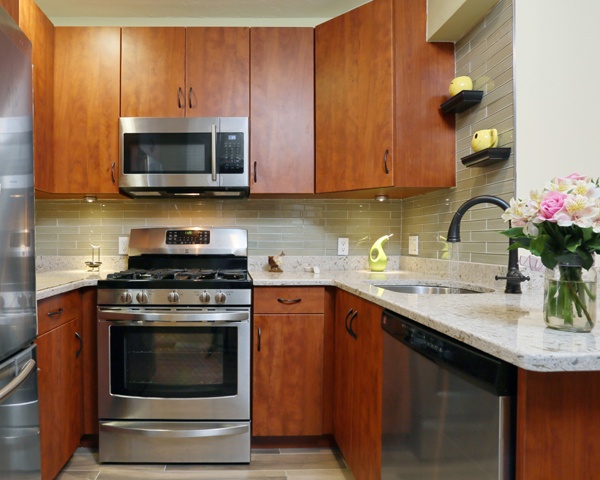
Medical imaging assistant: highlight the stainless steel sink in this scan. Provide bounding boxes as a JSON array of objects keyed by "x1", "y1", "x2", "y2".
[{"x1": 374, "y1": 284, "x2": 482, "y2": 294}]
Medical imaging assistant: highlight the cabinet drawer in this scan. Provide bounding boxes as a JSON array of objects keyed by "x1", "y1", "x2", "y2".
[
  {"x1": 254, "y1": 287, "x2": 324, "y2": 314},
  {"x1": 38, "y1": 290, "x2": 80, "y2": 335}
]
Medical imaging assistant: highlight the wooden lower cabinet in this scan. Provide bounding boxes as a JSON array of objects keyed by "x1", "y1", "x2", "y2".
[
  {"x1": 36, "y1": 299, "x2": 82, "y2": 480},
  {"x1": 334, "y1": 290, "x2": 383, "y2": 480},
  {"x1": 36, "y1": 288, "x2": 98, "y2": 479},
  {"x1": 252, "y1": 287, "x2": 329, "y2": 436},
  {"x1": 517, "y1": 369, "x2": 600, "y2": 480}
]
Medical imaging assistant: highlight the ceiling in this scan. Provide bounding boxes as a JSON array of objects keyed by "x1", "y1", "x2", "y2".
[{"x1": 35, "y1": 0, "x2": 372, "y2": 26}]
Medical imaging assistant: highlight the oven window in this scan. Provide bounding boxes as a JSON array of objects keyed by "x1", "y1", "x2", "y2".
[
  {"x1": 123, "y1": 132, "x2": 211, "y2": 174},
  {"x1": 109, "y1": 326, "x2": 238, "y2": 398}
]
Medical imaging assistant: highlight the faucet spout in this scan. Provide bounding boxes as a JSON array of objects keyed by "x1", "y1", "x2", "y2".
[{"x1": 446, "y1": 195, "x2": 530, "y2": 294}]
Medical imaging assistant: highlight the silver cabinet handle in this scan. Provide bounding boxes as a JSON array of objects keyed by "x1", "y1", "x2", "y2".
[
  {"x1": 384, "y1": 149, "x2": 390, "y2": 174},
  {"x1": 0, "y1": 359, "x2": 36, "y2": 402},
  {"x1": 111, "y1": 161, "x2": 116, "y2": 184},
  {"x1": 75, "y1": 332, "x2": 83, "y2": 358},
  {"x1": 257, "y1": 327, "x2": 261, "y2": 352},
  {"x1": 101, "y1": 421, "x2": 249, "y2": 438},
  {"x1": 188, "y1": 87, "x2": 193, "y2": 109},
  {"x1": 47, "y1": 308, "x2": 63, "y2": 318},
  {"x1": 253, "y1": 161, "x2": 257, "y2": 183},
  {"x1": 211, "y1": 124, "x2": 217, "y2": 182},
  {"x1": 277, "y1": 298, "x2": 302, "y2": 305},
  {"x1": 177, "y1": 87, "x2": 183, "y2": 109}
]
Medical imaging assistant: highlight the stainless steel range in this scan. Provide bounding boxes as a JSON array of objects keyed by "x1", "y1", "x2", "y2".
[{"x1": 97, "y1": 227, "x2": 251, "y2": 464}]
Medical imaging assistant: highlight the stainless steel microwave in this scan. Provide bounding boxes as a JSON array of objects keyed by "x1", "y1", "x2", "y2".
[{"x1": 119, "y1": 117, "x2": 249, "y2": 198}]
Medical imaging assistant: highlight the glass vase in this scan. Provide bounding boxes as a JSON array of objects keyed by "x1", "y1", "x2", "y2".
[{"x1": 544, "y1": 256, "x2": 597, "y2": 332}]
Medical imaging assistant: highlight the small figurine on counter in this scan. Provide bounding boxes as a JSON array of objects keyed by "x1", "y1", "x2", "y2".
[{"x1": 268, "y1": 251, "x2": 285, "y2": 272}]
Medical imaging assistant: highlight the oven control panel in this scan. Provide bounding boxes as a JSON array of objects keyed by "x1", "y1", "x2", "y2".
[
  {"x1": 98, "y1": 288, "x2": 252, "y2": 306},
  {"x1": 166, "y1": 230, "x2": 210, "y2": 245}
]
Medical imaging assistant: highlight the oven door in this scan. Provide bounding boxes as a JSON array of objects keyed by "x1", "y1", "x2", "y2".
[{"x1": 97, "y1": 307, "x2": 250, "y2": 421}]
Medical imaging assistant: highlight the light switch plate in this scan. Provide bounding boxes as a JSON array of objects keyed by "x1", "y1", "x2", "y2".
[{"x1": 408, "y1": 235, "x2": 419, "y2": 255}]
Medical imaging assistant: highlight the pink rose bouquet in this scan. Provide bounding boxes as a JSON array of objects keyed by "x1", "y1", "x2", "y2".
[
  {"x1": 501, "y1": 174, "x2": 600, "y2": 331},
  {"x1": 501, "y1": 174, "x2": 600, "y2": 269}
]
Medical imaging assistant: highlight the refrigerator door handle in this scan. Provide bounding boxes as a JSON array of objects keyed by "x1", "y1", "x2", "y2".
[{"x1": 0, "y1": 358, "x2": 36, "y2": 402}]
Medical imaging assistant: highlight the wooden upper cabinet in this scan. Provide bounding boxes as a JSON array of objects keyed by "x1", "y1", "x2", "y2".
[
  {"x1": 186, "y1": 27, "x2": 249, "y2": 117},
  {"x1": 121, "y1": 27, "x2": 186, "y2": 118},
  {"x1": 53, "y1": 27, "x2": 121, "y2": 196},
  {"x1": 121, "y1": 27, "x2": 249, "y2": 118},
  {"x1": 0, "y1": 0, "x2": 18, "y2": 23},
  {"x1": 315, "y1": 0, "x2": 394, "y2": 194},
  {"x1": 18, "y1": 0, "x2": 55, "y2": 195},
  {"x1": 315, "y1": 0, "x2": 455, "y2": 198},
  {"x1": 393, "y1": 0, "x2": 455, "y2": 190},
  {"x1": 250, "y1": 27, "x2": 315, "y2": 195}
]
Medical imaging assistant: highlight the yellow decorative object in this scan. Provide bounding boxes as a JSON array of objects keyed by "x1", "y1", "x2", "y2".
[
  {"x1": 471, "y1": 129, "x2": 498, "y2": 152},
  {"x1": 369, "y1": 234, "x2": 393, "y2": 272},
  {"x1": 449, "y1": 76, "x2": 473, "y2": 96}
]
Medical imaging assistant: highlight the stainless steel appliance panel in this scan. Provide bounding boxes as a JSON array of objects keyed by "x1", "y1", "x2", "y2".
[
  {"x1": 0, "y1": 7, "x2": 36, "y2": 363},
  {"x1": 119, "y1": 117, "x2": 249, "y2": 197},
  {"x1": 97, "y1": 309, "x2": 251, "y2": 420},
  {"x1": 381, "y1": 310, "x2": 516, "y2": 480},
  {"x1": 0, "y1": 344, "x2": 40, "y2": 478},
  {"x1": 99, "y1": 420, "x2": 250, "y2": 463}
]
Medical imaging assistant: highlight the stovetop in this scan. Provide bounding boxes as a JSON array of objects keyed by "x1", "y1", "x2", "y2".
[
  {"x1": 106, "y1": 268, "x2": 250, "y2": 282},
  {"x1": 98, "y1": 227, "x2": 252, "y2": 306}
]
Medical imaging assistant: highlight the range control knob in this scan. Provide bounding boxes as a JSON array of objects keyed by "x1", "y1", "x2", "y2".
[
  {"x1": 168, "y1": 291, "x2": 180, "y2": 303},
  {"x1": 215, "y1": 291, "x2": 227, "y2": 304},
  {"x1": 120, "y1": 291, "x2": 133, "y2": 304},
  {"x1": 199, "y1": 291, "x2": 211, "y2": 303},
  {"x1": 136, "y1": 291, "x2": 149, "y2": 304}
]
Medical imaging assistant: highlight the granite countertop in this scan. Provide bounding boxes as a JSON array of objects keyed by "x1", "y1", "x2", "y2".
[{"x1": 36, "y1": 267, "x2": 600, "y2": 373}]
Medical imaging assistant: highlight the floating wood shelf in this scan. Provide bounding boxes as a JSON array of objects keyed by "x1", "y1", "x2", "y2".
[
  {"x1": 461, "y1": 147, "x2": 511, "y2": 167},
  {"x1": 440, "y1": 90, "x2": 484, "y2": 114}
]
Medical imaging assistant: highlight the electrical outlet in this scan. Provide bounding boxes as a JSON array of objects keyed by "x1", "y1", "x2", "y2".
[
  {"x1": 118, "y1": 236, "x2": 129, "y2": 255},
  {"x1": 338, "y1": 237, "x2": 349, "y2": 256},
  {"x1": 408, "y1": 235, "x2": 419, "y2": 255}
]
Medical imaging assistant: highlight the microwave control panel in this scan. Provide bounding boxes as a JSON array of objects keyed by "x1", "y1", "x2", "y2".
[{"x1": 217, "y1": 133, "x2": 245, "y2": 174}]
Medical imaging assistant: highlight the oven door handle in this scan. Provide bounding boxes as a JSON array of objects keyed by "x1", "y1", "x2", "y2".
[
  {"x1": 101, "y1": 421, "x2": 249, "y2": 438},
  {"x1": 98, "y1": 310, "x2": 250, "y2": 323}
]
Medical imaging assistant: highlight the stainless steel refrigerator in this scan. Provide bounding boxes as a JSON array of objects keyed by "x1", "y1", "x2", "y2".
[{"x1": 0, "y1": 6, "x2": 41, "y2": 479}]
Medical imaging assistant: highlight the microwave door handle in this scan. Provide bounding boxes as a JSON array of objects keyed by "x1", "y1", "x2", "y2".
[{"x1": 211, "y1": 124, "x2": 217, "y2": 182}]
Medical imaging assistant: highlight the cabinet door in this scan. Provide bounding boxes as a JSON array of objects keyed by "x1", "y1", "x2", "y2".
[
  {"x1": 186, "y1": 27, "x2": 249, "y2": 117},
  {"x1": 333, "y1": 290, "x2": 356, "y2": 460},
  {"x1": 121, "y1": 27, "x2": 186, "y2": 117},
  {"x1": 351, "y1": 296, "x2": 383, "y2": 480},
  {"x1": 315, "y1": 0, "x2": 394, "y2": 193},
  {"x1": 393, "y1": 0, "x2": 455, "y2": 189},
  {"x1": 53, "y1": 27, "x2": 120, "y2": 195},
  {"x1": 250, "y1": 27, "x2": 315, "y2": 195},
  {"x1": 36, "y1": 319, "x2": 82, "y2": 480},
  {"x1": 18, "y1": 0, "x2": 54, "y2": 195},
  {"x1": 252, "y1": 313, "x2": 324, "y2": 436},
  {"x1": 81, "y1": 287, "x2": 98, "y2": 435}
]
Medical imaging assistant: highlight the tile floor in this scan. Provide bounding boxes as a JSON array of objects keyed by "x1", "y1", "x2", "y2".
[{"x1": 56, "y1": 447, "x2": 355, "y2": 480}]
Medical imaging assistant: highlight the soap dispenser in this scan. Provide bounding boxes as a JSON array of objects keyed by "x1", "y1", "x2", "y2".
[{"x1": 369, "y1": 234, "x2": 393, "y2": 272}]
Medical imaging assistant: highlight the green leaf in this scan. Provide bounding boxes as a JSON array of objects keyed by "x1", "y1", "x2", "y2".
[
  {"x1": 500, "y1": 227, "x2": 525, "y2": 238},
  {"x1": 541, "y1": 251, "x2": 558, "y2": 269}
]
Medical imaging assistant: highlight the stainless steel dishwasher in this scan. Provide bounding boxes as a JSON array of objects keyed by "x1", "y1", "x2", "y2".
[{"x1": 381, "y1": 310, "x2": 517, "y2": 480}]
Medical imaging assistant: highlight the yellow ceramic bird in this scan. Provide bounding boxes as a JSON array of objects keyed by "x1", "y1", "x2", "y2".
[{"x1": 268, "y1": 251, "x2": 285, "y2": 272}]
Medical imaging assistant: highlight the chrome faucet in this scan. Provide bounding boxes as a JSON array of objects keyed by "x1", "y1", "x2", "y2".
[{"x1": 446, "y1": 195, "x2": 530, "y2": 293}]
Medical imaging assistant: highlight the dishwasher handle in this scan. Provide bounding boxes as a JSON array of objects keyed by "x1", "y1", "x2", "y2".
[{"x1": 381, "y1": 309, "x2": 517, "y2": 397}]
